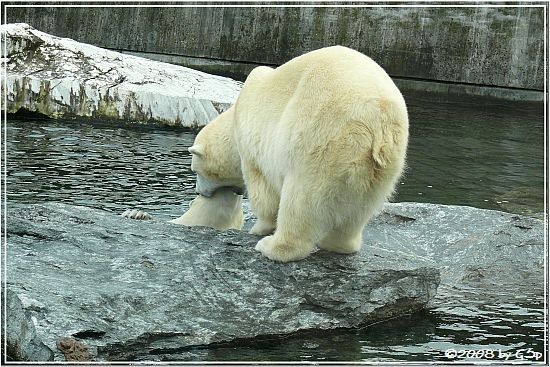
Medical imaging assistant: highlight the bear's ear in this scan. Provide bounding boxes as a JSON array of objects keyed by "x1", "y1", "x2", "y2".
[{"x1": 188, "y1": 144, "x2": 205, "y2": 157}]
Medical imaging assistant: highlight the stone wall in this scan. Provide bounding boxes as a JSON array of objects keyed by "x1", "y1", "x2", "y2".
[{"x1": 4, "y1": 5, "x2": 546, "y2": 92}]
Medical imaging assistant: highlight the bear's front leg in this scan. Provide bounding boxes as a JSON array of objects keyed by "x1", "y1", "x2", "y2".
[
  {"x1": 250, "y1": 219, "x2": 277, "y2": 236},
  {"x1": 242, "y1": 160, "x2": 279, "y2": 236},
  {"x1": 254, "y1": 177, "x2": 318, "y2": 262}
]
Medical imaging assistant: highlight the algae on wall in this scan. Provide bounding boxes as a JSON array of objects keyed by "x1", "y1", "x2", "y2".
[{"x1": 4, "y1": 6, "x2": 546, "y2": 90}]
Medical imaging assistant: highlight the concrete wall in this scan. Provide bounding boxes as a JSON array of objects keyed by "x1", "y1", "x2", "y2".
[{"x1": 4, "y1": 5, "x2": 546, "y2": 92}]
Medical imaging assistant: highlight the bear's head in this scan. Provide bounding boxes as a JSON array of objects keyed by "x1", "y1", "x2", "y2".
[{"x1": 188, "y1": 108, "x2": 245, "y2": 197}]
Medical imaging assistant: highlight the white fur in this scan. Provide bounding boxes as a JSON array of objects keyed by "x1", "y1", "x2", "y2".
[
  {"x1": 189, "y1": 46, "x2": 409, "y2": 262},
  {"x1": 169, "y1": 188, "x2": 244, "y2": 230}
]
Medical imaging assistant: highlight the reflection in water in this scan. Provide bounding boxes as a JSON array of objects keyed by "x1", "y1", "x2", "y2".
[{"x1": 5, "y1": 95, "x2": 545, "y2": 362}]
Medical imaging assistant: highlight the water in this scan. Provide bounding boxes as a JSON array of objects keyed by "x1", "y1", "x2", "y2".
[
  {"x1": 7, "y1": 96, "x2": 544, "y2": 220},
  {"x1": 5, "y1": 94, "x2": 546, "y2": 362},
  {"x1": 7, "y1": 121, "x2": 197, "y2": 221},
  {"x1": 400, "y1": 93, "x2": 544, "y2": 218}
]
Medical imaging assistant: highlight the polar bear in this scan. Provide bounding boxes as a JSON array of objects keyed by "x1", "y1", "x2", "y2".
[
  {"x1": 188, "y1": 46, "x2": 409, "y2": 262},
  {"x1": 122, "y1": 187, "x2": 243, "y2": 230}
]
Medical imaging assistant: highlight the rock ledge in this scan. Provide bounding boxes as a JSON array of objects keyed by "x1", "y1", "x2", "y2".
[
  {"x1": 5, "y1": 202, "x2": 440, "y2": 362},
  {"x1": 1, "y1": 23, "x2": 242, "y2": 127}
]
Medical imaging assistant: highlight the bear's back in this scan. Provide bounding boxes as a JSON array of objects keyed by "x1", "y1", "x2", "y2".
[
  {"x1": 281, "y1": 46, "x2": 396, "y2": 90},
  {"x1": 233, "y1": 46, "x2": 408, "y2": 188},
  {"x1": 237, "y1": 46, "x2": 406, "y2": 125}
]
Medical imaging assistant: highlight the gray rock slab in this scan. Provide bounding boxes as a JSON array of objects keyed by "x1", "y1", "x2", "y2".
[
  {"x1": 241, "y1": 201, "x2": 545, "y2": 311},
  {"x1": 1, "y1": 23, "x2": 242, "y2": 127},
  {"x1": 359, "y1": 203, "x2": 544, "y2": 310},
  {"x1": 4, "y1": 202, "x2": 440, "y2": 362}
]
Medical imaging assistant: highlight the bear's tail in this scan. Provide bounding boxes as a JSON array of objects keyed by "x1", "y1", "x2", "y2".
[{"x1": 364, "y1": 96, "x2": 409, "y2": 171}]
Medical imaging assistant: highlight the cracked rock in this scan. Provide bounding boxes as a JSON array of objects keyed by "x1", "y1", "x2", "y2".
[{"x1": 1, "y1": 23, "x2": 242, "y2": 127}]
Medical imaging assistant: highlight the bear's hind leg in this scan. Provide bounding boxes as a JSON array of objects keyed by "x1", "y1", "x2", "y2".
[
  {"x1": 243, "y1": 160, "x2": 279, "y2": 236},
  {"x1": 250, "y1": 219, "x2": 277, "y2": 236},
  {"x1": 319, "y1": 185, "x2": 390, "y2": 254},
  {"x1": 318, "y1": 220, "x2": 364, "y2": 254},
  {"x1": 255, "y1": 177, "x2": 320, "y2": 262}
]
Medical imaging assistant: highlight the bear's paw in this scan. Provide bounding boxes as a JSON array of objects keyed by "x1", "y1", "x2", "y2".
[
  {"x1": 255, "y1": 235, "x2": 313, "y2": 262},
  {"x1": 121, "y1": 209, "x2": 153, "y2": 220}
]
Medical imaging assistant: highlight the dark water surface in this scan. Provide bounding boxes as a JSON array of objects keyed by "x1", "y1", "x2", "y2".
[{"x1": 5, "y1": 94, "x2": 546, "y2": 362}]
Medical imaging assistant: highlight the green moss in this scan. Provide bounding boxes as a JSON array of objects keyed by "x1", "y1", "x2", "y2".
[
  {"x1": 336, "y1": 8, "x2": 353, "y2": 45},
  {"x1": 311, "y1": 7, "x2": 326, "y2": 46},
  {"x1": 276, "y1": 8, "x2": 301, "y2": 60},
  {"x1": 96, "y1": 89, "x2": 120, "y2": 119},
  {"x1": 11, "y1": 78, "x2": 25, "y2": 112},
  {"x1": 37, "y1": 80, "x2": 52, "y2": 116},
  {"x1": 122, "y1": 91, "x2": 152, "y2": 123}
]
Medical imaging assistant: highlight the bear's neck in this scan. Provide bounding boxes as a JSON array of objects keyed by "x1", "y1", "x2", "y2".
[{"x1": 217, "y1": 107, "x2": 244, "y2": 184}]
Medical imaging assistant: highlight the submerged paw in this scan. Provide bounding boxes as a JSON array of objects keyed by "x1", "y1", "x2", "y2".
[{"x1": 121, "y1": 209, "x2": 153, "y2": 220}]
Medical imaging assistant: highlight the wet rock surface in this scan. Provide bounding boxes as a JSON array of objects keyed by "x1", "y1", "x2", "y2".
[
  {"x1": 5, "y1": 202, "x2": 442, "y2": 362},
  {"x1": 357, "y1": 203, "x2": 544, "y2": 311},
  {"x1": 1, "y1": 23, "x2": 241, "y2": 127}
]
